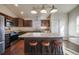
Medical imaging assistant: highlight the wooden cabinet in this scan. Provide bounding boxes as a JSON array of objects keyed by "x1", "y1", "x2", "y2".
[
  {"x1": 41, "y1": 20, "x2": 50, "y2": 31},
  {"x1": 11, "y1": 18, "x2": 33, "y2": 27},
  {"x1": 12, "y1": 18, "x2": 18, "y2": 26},
  {"x1": 5, "y1": 16, "x2": 14, "y2": 27},
  {"x1": 11, "y1": 18, "x2": 24, "y2": 27},
  {"x1": 41, "y1": 20, "x2": 50, "y2": 27},
  {"x1": 5, "y1": 34, "x2": 10, "y2": 49},
  {"x1": 0, "y1": 13, "x2": 32, "y2": 27},
  {"x1": 23, "y1": 20, "x2": 32, "y2": 27},
  {"x1": 0, "y1": 13, "x2": 25, "y2": 27},
  {"x1": 18, "y1": 19, "x2": 24, "y2": 27},
  {"x1": 6, "y1": 18, "x2": 32, "y2": 27}
]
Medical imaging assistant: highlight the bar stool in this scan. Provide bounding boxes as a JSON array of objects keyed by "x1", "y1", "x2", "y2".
[
  {"x1": 53, "y1": 40, "x2": 63, "y2": 55},
  {"x1": 42, "y1": 40, "x2": 51, "y2": 55},
  {"x1": 51, "y1": 40, "x2": 54, "y2": 54},
  {"x1": 29, "y1": 40, "x2": 38, "y2": 55}
]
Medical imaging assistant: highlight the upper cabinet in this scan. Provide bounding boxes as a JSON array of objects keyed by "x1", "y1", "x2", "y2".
[
  {"x1": 0, "y1": 13, "x2": 14, "y2": 27},
  {"x1": 41, "y1": 20, "x2": 50, "y2": 27},
  {"x1": 5, "y1": 18, "x2": 24, "y2": 27},
  {"x1": 6, "y1": 18, "x2": 32, "y2": 27},
  {"x1": 5, "y1": 17, "x2": 14, "y2": 27},
  {"x1": 23, "y1": 20, "x2": 32, "y2": 27},
  {"x1": 41, "y1": 20, "x2": 50, "y2": 32},
  {"x1": 0, "y1": 13, "x2": 33, "y2": 27},
  {"x1": 13, "y1": 18, "x2": 24, "y2": 27}
]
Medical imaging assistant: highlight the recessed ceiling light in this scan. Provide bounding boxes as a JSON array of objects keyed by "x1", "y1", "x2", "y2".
[
  {"x1": 14, "y1": 4, "x2": 18, "y2": 7},
  {"x1": 21, "y1": 11, "x2": 24, "y2": 15}
]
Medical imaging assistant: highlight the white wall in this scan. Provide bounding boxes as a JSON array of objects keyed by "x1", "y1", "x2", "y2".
[
  {"x1": 68, "y1": 6, "x2": 79, "y2": 45},
  {"x1": 0, "y1": 5, "x2": 16, "y2": 17},
  {"x1": 50, "y1": 13, "x2": 68, "y2": 39}
]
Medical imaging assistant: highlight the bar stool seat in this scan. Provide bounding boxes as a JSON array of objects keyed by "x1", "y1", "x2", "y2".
[
  {"x1": 54, "y1": 40, "x2": 62, "y2": 47},
  {"x1": 29, "y1": 40, "x2": 38, "y2": 55},
  {"x1": 42, "y1": 41, "x2": 50, "y2": 46},
  {"x1": 42, "y1": 40, "x2": 51, "y2": 55},
  {"x1": 29, "y1": 41, "x2": 37, "y2": 46},
  {"x1": 53, "y1": 40, "x2": 63, "y2": 55}
]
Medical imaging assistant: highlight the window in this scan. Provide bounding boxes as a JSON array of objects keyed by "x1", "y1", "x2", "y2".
[{"x1": 76, "y1": 16, "x2": 79, "y2": 33}]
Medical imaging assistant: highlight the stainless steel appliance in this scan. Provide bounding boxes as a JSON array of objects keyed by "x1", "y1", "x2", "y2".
[{"x1": 0, "y1": 15, "x2": 5, "y2": 54}]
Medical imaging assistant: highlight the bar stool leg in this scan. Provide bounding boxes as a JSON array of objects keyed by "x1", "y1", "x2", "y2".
[
  {"x1": 42, "y1": 46, "x2": 51, "y2": 55},
  {"x1": 53, "y1": 46, "x2": 56, "y2": 55},
  {"x1": 29, "y1": 46, "x2": 33, "y2": 55},
  {"x1": 42, "y1": 46, "x2": 46, "y2": 55},
  {"x1": 48, "y1": 46, "x2": 51, "y2": 55},
  {"x1": 35, "y1": 46, "x2": 38, "y2": 55},
  {"x1": 32, "y1": 46, "x2": 37, "y2": 55},
  {"x1": 60, "y1": 46, "x2": 64, "y2": 55}
]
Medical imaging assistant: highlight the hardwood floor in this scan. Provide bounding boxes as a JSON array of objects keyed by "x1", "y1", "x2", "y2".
[
  {"x1": 63, "y1": 40, "x2": 79, "y2": 53},
  {"x1": 4, "y1": 40, "x2": 25, "y2": 55}
]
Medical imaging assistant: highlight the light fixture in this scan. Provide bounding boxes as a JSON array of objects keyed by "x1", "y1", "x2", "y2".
[
  {"x1": 14, "y1": 4, "x2": 18, "y2": 7},
  {"x1": 40, "y1": 5, "x2": 47, "y2": 13},
  {"x1": 50, "y1": 5, "x2": 58, "y2": 13},
  {"x1": 30, "y1": 7, "x2": 37, "y2": 14},
  {"x1": 21, "y1": 11, "x2": 24, "y2": 15},
  {"x1": 31, "y1": 10, "x2": 37, "y2": 14},
  {"x1": 30, "y1": 5, "x2": 58, "y2": 14}
]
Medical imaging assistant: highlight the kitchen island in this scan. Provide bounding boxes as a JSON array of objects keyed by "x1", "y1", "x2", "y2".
[{"x1": 19, "y1": 32, "x2": 64, "y2": 55}]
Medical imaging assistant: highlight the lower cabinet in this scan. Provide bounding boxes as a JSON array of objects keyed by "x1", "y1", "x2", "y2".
[{"x1": 5, "y1": 34, "x2": 10, "y2": 49}]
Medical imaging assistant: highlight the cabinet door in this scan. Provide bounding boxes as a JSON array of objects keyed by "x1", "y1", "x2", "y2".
[
  {"x1": 41, "y1": 20, "x2": 50, "y2": 27},
  {"x1": 13, "y1": 18, "x2": 24, "y2": 27},
  {"x1": 5, "y1": 16, "x2": 14, "y2": 27},
  {"x1": 23, "y1": 20, "x2": 32, "y2": 27},
  {"x1": 18, "y1": 19, "x2": 24, "y2": 27},
  {"x1": 12, "y1": 19, "x2": 18, "y2": 26}
]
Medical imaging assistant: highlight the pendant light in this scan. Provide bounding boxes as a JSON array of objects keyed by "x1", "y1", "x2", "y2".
[
  {"x1": 30, "y1": 7, "x2": 38, "y2": 14},
  {"x1": 50, "y1": 5, "x2": 58, "y2": 13},
  {"x1": 40, "y1": 5, "x2": 47, "y2": 13}
]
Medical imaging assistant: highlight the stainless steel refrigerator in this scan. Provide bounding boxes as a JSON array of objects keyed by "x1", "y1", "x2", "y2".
[{"x1": 0, "y1": 15, "x2": 5, "y2": 54}]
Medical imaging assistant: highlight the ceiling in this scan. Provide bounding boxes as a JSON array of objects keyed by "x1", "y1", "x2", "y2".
[{"x1": 4, "y1": 4, "x2": 78, "y2": 20}]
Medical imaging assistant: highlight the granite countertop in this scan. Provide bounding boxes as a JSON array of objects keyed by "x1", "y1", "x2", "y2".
[
  {"x1": 5, "y1": 30, "x2": 20, "y2": 34},
  {"x1": 5, "y1": 30, "x2": 12, "y2": 34},
  {"x1": 19, "y1": 32, "x2": 63, "y2": 39}
]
